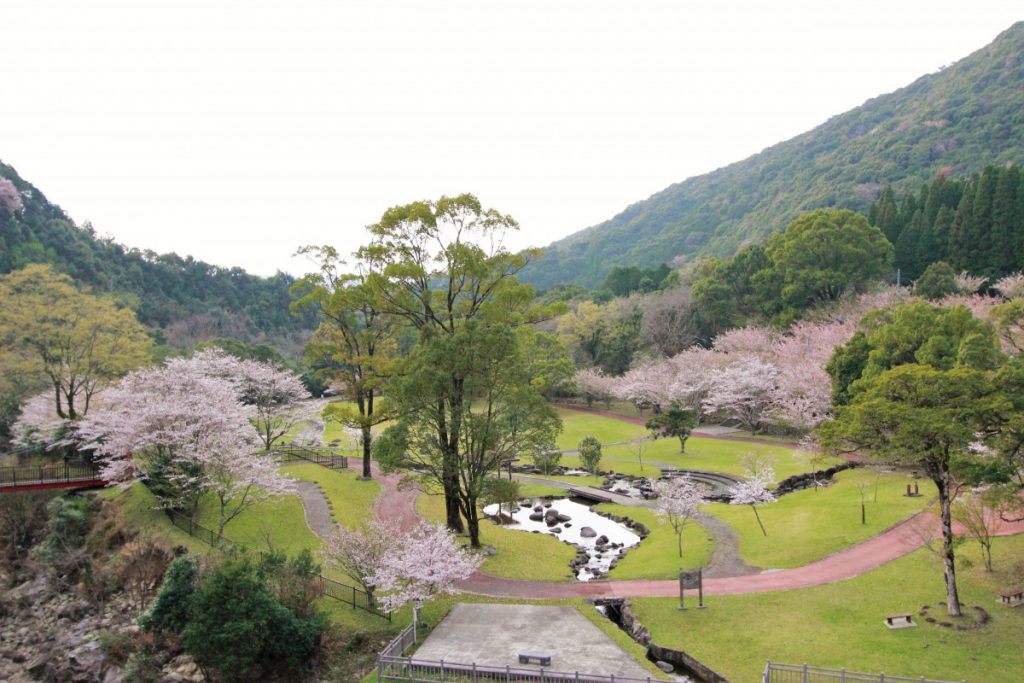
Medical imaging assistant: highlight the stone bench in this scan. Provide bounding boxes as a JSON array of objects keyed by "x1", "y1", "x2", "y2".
[
  {"x1": 884, "y1": 612, "x2": 915, "y2": 629},
  {"x1": 518, "y1": 652, "x2": 552, "y2": 666},
  {"x1": 999, "y1": 588, "x2": 1023, "y2": 607}
]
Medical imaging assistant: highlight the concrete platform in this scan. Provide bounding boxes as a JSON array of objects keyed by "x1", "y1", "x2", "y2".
[{"x1": 413, "y1": 603, "x2": 652, "y2": 678}]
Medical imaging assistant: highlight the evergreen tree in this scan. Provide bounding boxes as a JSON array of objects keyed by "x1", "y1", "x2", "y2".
[
  {"x1": 990, "y1": 166, "x2": 1020, "y2": 274},
  {"x1": 873, "y1": 186, "x2": 901, "y2": 244}
]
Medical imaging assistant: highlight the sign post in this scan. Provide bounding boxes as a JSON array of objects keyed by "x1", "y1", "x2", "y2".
[{"x1": 678, "y1": 568, "x2": 704, "y2": 610}]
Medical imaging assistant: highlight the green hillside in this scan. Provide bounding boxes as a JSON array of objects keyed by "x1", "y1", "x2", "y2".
[
  {"x1": 523, "y1": 22, "x2": 1024, "y2": 289},
  {"x1": 0, "y1": 162, "x2": 314, "y2": 353}
]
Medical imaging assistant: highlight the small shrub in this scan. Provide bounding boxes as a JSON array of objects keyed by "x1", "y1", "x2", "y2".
[
  {"x1": 35, "y1": 495, "x2": 94, "y2": 581},
  {"x1": 578, "y1": 436, "x2": 602, "y2": 474},
  {"x1": 140, "y1": 556, "x2": 198, "y2": 635}
]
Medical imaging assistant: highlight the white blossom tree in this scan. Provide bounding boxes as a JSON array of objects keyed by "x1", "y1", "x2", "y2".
[
  {"x1": 323, "y1": 519, "x2": 401, "y2": 599},
  {"x1": 730, "y1": 457, "x2": 777, "y2": 537},
  {"x1": 993, "y1": 272, "x2": 1024, "y2": 300},
  {"x1": 654, "y1": 476, "x2": 709, "y2": 557},
  {"x1": 184, "y1": 349, "x2": 310, "y2": 450},
  {"x1": 703, "y1": 356, "x2": 779, "y2": 434},
  {"x1": 79, "y1": 356, "x2": 294, "y2": 535},
  {"x1": 369, "y1": 522, "x2": 482, "y2": 632},
  {"x1": 574, "y1": 367, "x2": 617, "y2": 408},
  {"x1": 12, "y1": 391, "x2": 75, "y2": 448}
]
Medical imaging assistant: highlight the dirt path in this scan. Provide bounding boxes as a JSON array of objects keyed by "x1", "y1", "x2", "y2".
[{"x1": 293, "y1": 480, "x2": 337, "y2": 541}]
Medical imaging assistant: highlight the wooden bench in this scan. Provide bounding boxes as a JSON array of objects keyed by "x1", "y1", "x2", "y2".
[
  {"x1": 884, "y1": 612, "x2": 915, "y2": 629},
  {"x1": 999, "y1": 588, "x2": 1024, "y2": 607},
  {"x1": 518, "y1": 652, "x2": 552, "y2": 666}
]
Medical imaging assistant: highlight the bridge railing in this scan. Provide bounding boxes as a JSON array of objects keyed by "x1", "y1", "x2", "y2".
[
  {"x1": 0, "y1": 462, "x2": 104, "y2": 489},
  {"x1": 763, "y1": 662, "x2": 965, "y2": 683}
]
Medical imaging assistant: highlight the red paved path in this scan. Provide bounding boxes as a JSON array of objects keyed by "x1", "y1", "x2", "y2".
[{"x1": 370, "y1": 407, "x2": 1024, "y2": 598}]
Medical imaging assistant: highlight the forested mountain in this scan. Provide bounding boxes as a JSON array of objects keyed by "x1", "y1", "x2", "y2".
[
  {"x1": 870, "y1": 164, "x2": 1024, "y2": 281},
  {"x1": 522, "y1": 22, "x2": 1024, "y2": 290},
  {"x1": 0, "y1": 162, "x2": 314, "y2": 354}
]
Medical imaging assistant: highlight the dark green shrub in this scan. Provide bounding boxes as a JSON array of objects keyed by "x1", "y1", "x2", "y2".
[{"x1": 140, "y1": 555, "x2": 198, "y2": 635}]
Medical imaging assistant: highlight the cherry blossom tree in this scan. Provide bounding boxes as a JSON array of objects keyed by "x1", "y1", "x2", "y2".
[
  {"x1": 79, "y1": 357, "x2": 294, "y2": 534},
  {"x1": 12, "y1": 391, "x2": 75, "y2": 449},
  {"x1": 654, "y1": 476, "x2": 709, "y2": 557},
  {"x1": 730, "y1": 457, "x2": 777, "y2": 536},
  {"x1": 703, "y1": 357, "x2": 779, "y2": 434},
  {"x1": 184, "y1": 349, "x2": 310, "y2": 450},
  {"x1": 954, "y1": 272, "x2": 988, "y2": 295},
  {"x1": 0, "y1": 176, "x2": 21, "y2": 213},
  {"x1": 574, "y1": 368, "x2": 616, "y2": 408},
  {"x1": 323, "y1": 519, "x2": 400, "y2": 599},
  {"x1": 993, "y1": 272, "x2": 1024, "y2": 300},
  {"x1": 369, "y1": 522, "x2": 482, "y2": 633}
]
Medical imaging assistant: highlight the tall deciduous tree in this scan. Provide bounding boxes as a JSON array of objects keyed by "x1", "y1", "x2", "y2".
[
  {"x1": 765, "y1": 208, "x2": 894, "y2": 312},
  {"x1": 378, "y1": 323, "x2": 562, "y2": 548},
  {"x1": 0, "y1": 264, "x2": 152, "y2": 421},
  {"x1": 292, "y1": 246, "x2": 396, "y2": 478},
  {"x1": 819, "y1": 364, "x2": 1007, "y2": 616},
  {"x1": 361, "y1": 194, "x2": 562, "y2": 533}
]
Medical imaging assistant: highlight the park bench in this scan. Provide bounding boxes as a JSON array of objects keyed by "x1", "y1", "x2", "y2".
[
  {"x1": 884, "y1": 612, "x2": 915, "y2": 629},
  {"x1": 518, "y1": 652, "x2": 552, "y2": 666},
  {"x1": 998, "y1": 588, "x2": 1023, "y2": 607}
]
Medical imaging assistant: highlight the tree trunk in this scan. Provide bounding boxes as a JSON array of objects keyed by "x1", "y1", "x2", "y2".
[
  {"x1": 362, "y1": 425, "x2": 373, "y2": 479},
  {"x1": 466, "y1": 500, "x2": 481, "y2": 549},
  {"x1": 676, "y1": 530, "x2": 683, "y2": 558},
  {"x1": 936, "y1": 474, "x2": 963, "y2": 617},
  {"x1": 751, "y1": 504, "x2": 767, "y2": 536}
]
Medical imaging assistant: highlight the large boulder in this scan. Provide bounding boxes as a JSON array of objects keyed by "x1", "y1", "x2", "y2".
[{"x1": 579, "y1": 526, "x2": 597, "y2": 538}]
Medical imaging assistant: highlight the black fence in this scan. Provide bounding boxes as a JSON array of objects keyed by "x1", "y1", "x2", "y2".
[
  {"x1": 0, "y1": 462, "x2": 105, "y2": 489},
  {"x1": 275, "y1": 446, "x2": 349, "y2": 470},
  {"x1": 164, "y1": 508, "x2": 389, "y2": 620}
]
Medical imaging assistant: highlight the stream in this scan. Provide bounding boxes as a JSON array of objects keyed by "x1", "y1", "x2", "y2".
[{"x1": 482, "y1": 497, "x2": 641, "y2": 581}]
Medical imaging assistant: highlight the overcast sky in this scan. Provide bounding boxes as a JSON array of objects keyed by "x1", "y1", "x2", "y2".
[{"x1": 1, "y1": 1, "x2": 1020, "y2": 277}]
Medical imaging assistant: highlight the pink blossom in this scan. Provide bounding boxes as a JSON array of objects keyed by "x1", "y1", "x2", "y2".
[
  {"x1": 323, "y1": 519, "x2": 401, "y2": 595},
  {"x1": 369, "y1": 522, "x2": 482, "y2": 614},
  {"x1": 0, "y1": 177, "x2": 21, "y2": 213}
]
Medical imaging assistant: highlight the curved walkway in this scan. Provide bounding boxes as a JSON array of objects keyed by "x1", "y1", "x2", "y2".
[{"x1": 365, "y1": 446, "x2": 1024, "y2": 599}]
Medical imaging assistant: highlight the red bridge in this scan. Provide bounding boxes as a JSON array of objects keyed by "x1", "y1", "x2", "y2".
[{"x1": 0, "y1": 462, "x2": 108, "y2": 492}]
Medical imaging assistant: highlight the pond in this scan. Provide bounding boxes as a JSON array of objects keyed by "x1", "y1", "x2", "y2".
[{"x1": 482, "y1": 497, "x2": 641, "y2": 581}]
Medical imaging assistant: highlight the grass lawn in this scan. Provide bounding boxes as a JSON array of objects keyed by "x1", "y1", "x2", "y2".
[
  {"x1": 604, "y1": 436, "x2": 839, "y2": 482},
  {"x1": 519, "y1": 472, "x2": 606, "y2": 487},
  {"x1": 553, "y1": 454, "x2": 661, "y2": 479},
  {"x1": 632, "y1": 535, "x2": 1024, "y2": 683},
  {"x1": 282, "y1": 462, "x2": 380, "y2": 529},
  {"x1": 518, "y1": 482, "x2": 575, "y2": 497},
  {"x1": 595, "y1": 503, "x2": 712, "y2": 579},
  {"x1": 703, "y1": 468, "x2": 932, "y2": 568},
  {"x1": 416, "y1": 493, "x2": 578, "y2": 582},
  {"x1": 194, "y1": 489, "x2": 321, "y2": 556},
  {"x1": 554, "y1": 407, "x2": 647, "y2": 450}
]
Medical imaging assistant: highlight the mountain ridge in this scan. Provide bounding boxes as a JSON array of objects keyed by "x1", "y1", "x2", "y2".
[{"x1": 522, "y1": 21, "x2": 1024, "y2": 290}]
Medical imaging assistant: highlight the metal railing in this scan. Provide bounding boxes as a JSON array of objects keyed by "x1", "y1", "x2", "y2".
[
  {"x1": 381, "y1": 623, "x2": 416, "y2": 659},
  {"x1": 378, "y1": 656, "x2": 662, "y2": 683},
  {"x1": 275, "y1": 445, "x2": 349, "y2": 469},
  {"x1": 0, "y1": 462, "x2": 105, "y2": 490},
  {"x1": 763, "y1": 662, "x2": 965, "y2": 683},
  {"x1": 164, "y1": 508, "x2": 389, "y2": 620}
]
